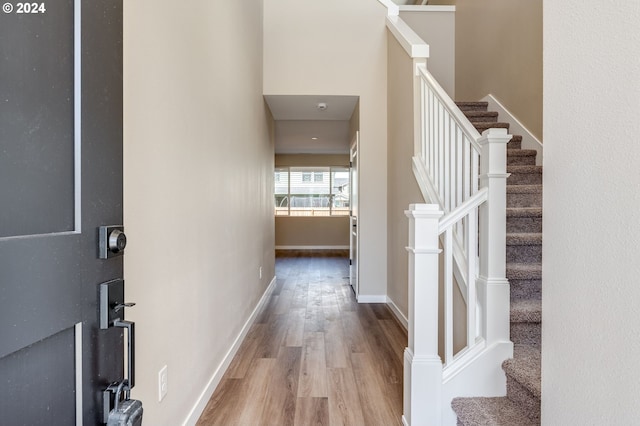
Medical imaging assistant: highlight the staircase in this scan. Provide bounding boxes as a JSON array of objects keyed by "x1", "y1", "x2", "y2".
[{"x1": 451, "y1": 102, "x2": 542, "y2": 425}]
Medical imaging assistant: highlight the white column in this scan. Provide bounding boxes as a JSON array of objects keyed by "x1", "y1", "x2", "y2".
[
  {"x1": 404, "y1": 204, "x2": 444, "y2": 426},
  {"x1": 477, "y1": 128, "x2": 511, "y2": 345}
]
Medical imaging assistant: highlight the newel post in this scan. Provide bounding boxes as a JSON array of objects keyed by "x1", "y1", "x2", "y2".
[
  {"x1": 477, "y1": 128, "x2": 512, "y2": 345},
  {"x1": 403, "y1": 204, "x2": 444, "y2": 426}
]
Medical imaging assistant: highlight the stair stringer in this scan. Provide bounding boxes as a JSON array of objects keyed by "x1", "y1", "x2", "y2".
[{"x1": 440, "y1": 340, "x2": 514, "y2": 425}]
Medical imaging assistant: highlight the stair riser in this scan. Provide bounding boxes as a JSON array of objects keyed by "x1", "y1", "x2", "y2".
[
  {"x1": 508, "y1": 172, "x2": 542, "y2": 185},
  {"x1": 507, "y1": 192, "x2": 542, "y2": 208},
  {"x1": 510, "y1": 279, "x2": 542, "y2": 301},
  {"x1": 508, "y1": 138, "x2": 522, "y2": 149},
  {"x1": 507, "y1": 217, "x2": 542, "y2": 233},
  {"x1": 464, "y1": 114, "x2": 498, "y2": 123},
  {"x1": 507, "y1": 376, "x2": 540, "y2": 422},
  {"x1": 507, "y1": 155, "x2": 536, "y2": 166},
  {"x1": 511, "y1": 322, "x2": 541, "y2": 347}
]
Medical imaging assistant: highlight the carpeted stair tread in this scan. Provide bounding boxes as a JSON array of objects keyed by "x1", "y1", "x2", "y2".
[
  {"x1": 507, "y1": 207, "x2": 542, "y2": 233},
  {"x1": 462, "y1": 111, "x2": 499, "y2": 122},
  {"x1": 506, "y1": 233, "x2": 542, "y2": 246},
  {"x1": 507, "y1": 149, "x2": 537, "y2": 157},
  {"x1": 510, "y1": 299, "x2": 541, "y2": 323},
  {"x1": 507, "y1": 262, "x2": 542, "y2": 280},
  {"x1": 507, "y1": 149, "x2": 537, "y2": 166},
  {"x1": 507, "y1": 184, "x2": 542, "y2": 194},
  {"x1": 452, "y1": 396, "x2": 538, "y2": 426},
  {"x1": 507, "y1": 207, "x2": 542, "y2": 218},
  {"x1": 507, "y1": 185, "x2": 542, "y2": 208},
  {"x1": 508, "y1": 165, "x2": 543, "y2": 173},
  {"x1": 503, "y1": 345, "x2": 541, "y2": 398},
  {"x1": 507, "y1": 166, "x2": 543, "y2": 185},
  {"x1": 456, "y1": 101, "x2": 488, "y2": 112},
  {"x1": 472, "y1": 121, "x2": 510, "y2": 133}
]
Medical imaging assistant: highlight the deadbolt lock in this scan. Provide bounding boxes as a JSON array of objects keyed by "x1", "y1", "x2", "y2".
[{"x1": 99, "y1": 225, "x2": 127, "y2": 259}]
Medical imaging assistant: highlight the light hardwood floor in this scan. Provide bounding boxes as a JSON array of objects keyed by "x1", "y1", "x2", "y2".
[{"x1": 197, "y1": 255, "x2": 407, "y2": 426}]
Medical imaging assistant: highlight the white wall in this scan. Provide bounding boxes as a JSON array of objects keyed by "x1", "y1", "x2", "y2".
[
  {"x1": 123, "y1": 1, "x2": 274, "y2": 424},
  {"x1": 543, "y1": 1, "x2": 640, "y2": 423},
  {"x1": 264, "y1": 0, "x2": 389, "y2": 298}
]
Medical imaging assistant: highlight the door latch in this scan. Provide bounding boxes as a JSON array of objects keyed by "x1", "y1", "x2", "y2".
[{"x1": 100, "y1": 279, "x2": 137, "y2": 388}]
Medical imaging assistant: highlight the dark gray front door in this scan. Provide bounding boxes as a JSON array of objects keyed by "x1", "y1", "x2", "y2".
[{"x1": 0, "y1": 0, "x2": 124, "y2": 424}]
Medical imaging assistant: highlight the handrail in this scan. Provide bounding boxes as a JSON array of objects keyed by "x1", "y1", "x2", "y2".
[{"x1": 438, "y1": 188, "x2": 487, "y2": 234}]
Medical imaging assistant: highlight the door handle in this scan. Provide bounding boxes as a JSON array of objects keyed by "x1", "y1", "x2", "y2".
[{"x1": 114, "y1": 319, "x2": 135, "y2": 388}]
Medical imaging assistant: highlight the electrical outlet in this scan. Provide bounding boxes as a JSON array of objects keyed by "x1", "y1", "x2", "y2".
[
  {"x1": 259, "y1": 266, "x2": 263, "y2": 279},
  {"x1": 158, "y1": 365, "x2": 168, "y2": 402}
]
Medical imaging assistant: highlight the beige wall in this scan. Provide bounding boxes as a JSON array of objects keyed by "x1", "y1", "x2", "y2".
[
  {"x1": 431, "y1": 0, "x2": 542, "y2": 140},
  {"x1": 275, "y1": 154, "x2": 350, "y2": 247},
  {"x1": 275, "y1": 217, "x2": 350, "y2": 247},
  {"x1": 123, "y1": 1, "x2": 274, "y2": 424},
  {"x1": 399, "y1": 9, "x2": 456, "y2": 97},
  {"x1": 387, "y1": 31, "x2": 466, "y2": 353},
  {"x1": 543, "y1": 1, "x2": 640, "y2": 423},
  {"x1": 265, "y1": 0, "x2": 389, "y2": 298},
  {"x1": 386, "y1": 33, "x2": 425, "y2": 318}
]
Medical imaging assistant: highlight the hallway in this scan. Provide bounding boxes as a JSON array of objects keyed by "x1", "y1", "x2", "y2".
[{"x1": 197, "y1": 254, "x2": 406, "y2": 425}]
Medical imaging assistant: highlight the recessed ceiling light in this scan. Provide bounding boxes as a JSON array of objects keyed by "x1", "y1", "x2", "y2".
[{"x1": 311, "y1": 137, "x2": 319, "y2": 140}]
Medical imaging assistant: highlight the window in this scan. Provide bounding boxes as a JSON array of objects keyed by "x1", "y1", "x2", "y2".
[{"x1": 274, "y1": 166, "x2": 350, "y2": 216}]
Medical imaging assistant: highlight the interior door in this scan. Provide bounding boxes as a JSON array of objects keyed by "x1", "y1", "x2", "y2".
[
  {"x1": 0, "y1": 1, "x2": 125, "y2": 424},
  {"x1": 349, "y1": 132, "x2": 359, "y2": 295}
]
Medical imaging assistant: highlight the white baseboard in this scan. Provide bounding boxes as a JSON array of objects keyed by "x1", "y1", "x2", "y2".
[
  {"x1": 275, "y1": 245, "x2": 349, "y2": 250},
  {"x1": 182, "y1": 276, "x2": 277, "y2": 426},
  {"x1": 386, "y1": 296, "x2": 409, "y2": 330},
  {"x1": 482, "y1": 94, "x2": 543, "y2": 166},
  {"x1": 357, "y1": 294, "x2": 388, "y2": 303}
]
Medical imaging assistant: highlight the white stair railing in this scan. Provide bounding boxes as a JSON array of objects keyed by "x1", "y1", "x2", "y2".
[{"x1": 404, "y1": 64, "x2": 512, "y2": 425}]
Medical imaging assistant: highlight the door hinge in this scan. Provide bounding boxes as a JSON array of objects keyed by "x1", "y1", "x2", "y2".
[
  {"x1": 349, "y1": 161, "x2": 353, "y2": 168},
  {"x1": 349, "y1": 259, "x2": 352, "y2": 265}
]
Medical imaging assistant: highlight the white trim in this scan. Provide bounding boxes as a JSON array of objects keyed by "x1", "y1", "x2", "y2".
[
  {"x1": 182, "y1": 276, "x2": 277, "y2": 426},
  {"x1": 74, "y1": 322, "x2": 83, "y2": 426},
  {"x1": 74, "y1": 0, "x2": 82, "y2": 232},
  {"x1": 399, "y1": 5, "x2": 456, "y2": 12},
  {"x1": 275, "y1": 245, "x2": 349, "y2": 250},
  {"x1": 386, "y1": 297, "x2": 408, "y2": 330},
  {"x1": 386, "y1": 15, "x2": 430, "y2": 59},
  {"x1": 376, "y1": 0, "x2": 400, "y2": 16},
  {"x1": 357, "y1": 294, "x2": 387, "y2": 303},
  {"x1": 481, "y1": 94, "x2": 543, "y2": 166}
]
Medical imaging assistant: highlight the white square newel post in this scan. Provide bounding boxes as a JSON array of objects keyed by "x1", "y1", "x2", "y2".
[
  {"x1": 477, "y1": 128, "x2": 512, "y2": 346},
  {"x1": 403, "y1": 204, "x2": 444, "y2": 426}
]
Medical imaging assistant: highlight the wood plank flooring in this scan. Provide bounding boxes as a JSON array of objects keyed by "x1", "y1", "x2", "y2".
[{"x1": 197, "y1": 255, "x2": 407, "y2": 426}]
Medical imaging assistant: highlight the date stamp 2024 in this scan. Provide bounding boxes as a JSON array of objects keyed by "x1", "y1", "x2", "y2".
[{"x1": 3, "y1": 2, "x2": 47, "y2": 14}]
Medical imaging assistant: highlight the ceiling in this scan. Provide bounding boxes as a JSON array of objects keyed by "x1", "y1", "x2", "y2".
[{"x1": 264, "y1": 95, "x2": 358, "y2": 154}]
